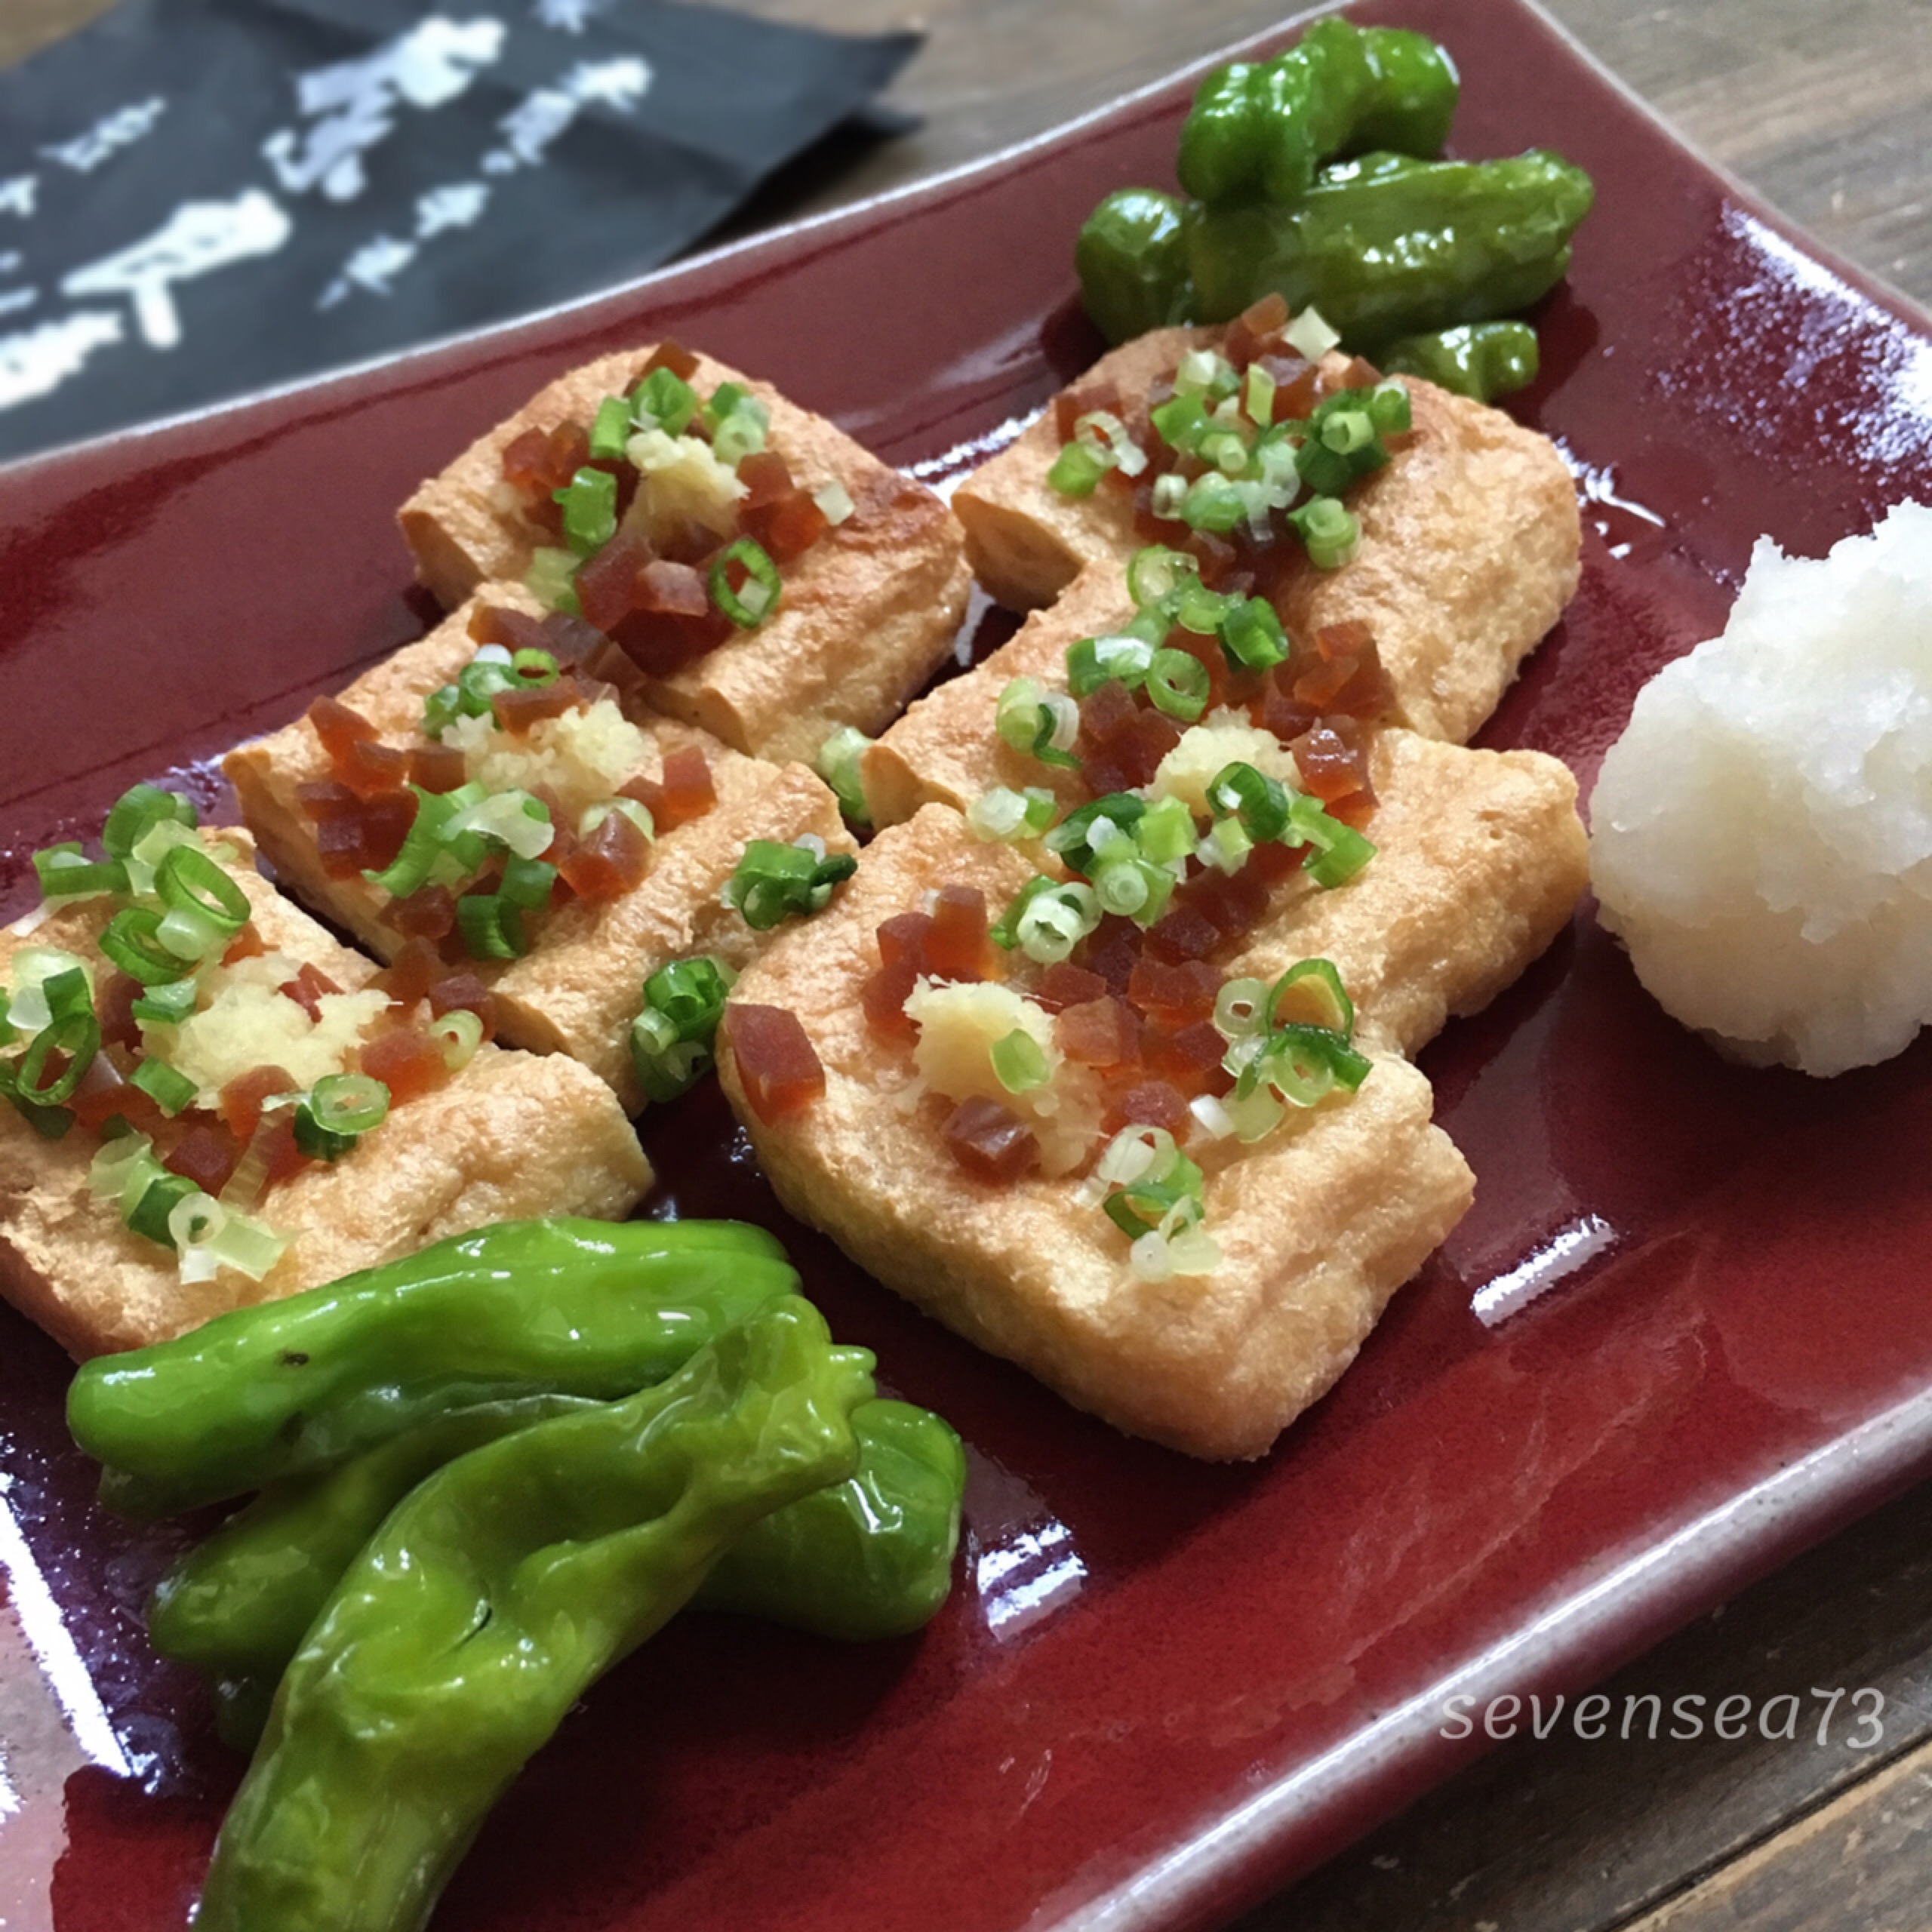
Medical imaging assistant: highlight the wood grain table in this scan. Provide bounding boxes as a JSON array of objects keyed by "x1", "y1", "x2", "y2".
[{"x1": 5, "y1": 2, "x2": 1932, "y2": 1929}]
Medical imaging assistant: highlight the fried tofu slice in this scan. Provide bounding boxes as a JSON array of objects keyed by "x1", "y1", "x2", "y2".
[
  {"x1": 398, "y1": 346, "x2": 973, "y2": 765},
  {"x1": 953, "y1": 325, "x2": 1581, "y2": 745},
  {"x1": 0, "y1": 834, "x2": 650, "y2": 1357},
  {"x1": 225, "y1": 588, "x2": 854, "y2": 1113},
  {"x1": 718, "y1": 807, "x2": 1473, "y2": 1460},
  {"x1": 864, "y1": 580, "x2": 1585, "y2": 1057}
]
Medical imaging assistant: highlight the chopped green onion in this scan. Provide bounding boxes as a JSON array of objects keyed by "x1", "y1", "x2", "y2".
[
  {"x1": 1244, "y1": 363, "x2": 1278, "y2": 426},
  {"x1": 630, "y1": 956, "x2": 734, "y2": 1103},
  {"x1": 1286, "y1": 794, "x2": 1377, "y2": 887},
  {"x1": 131, "y1": 977, "x2": 198, "y2": 1028},
  {"x1": 1318, "y1": 408, "x2": 1375, "y2": 456},
  {"x1": 1367, "y1": 380, "x2": 1413, "y2": 435},
  {"x1": 131, "y1": 1058, "x2": 197, "y2": 1115},
  {"x1": 1044, "y1": 792, "x2": 1147, "y2": 876},
  {"x1": 709, "y1": 537, "x2": 782, "y2": 628},
  {"x1": 365, "y1": 787, "x2": 444, "y2": 898},
  {"x1": 812, "y1": 478, "x2": 855, "y2": 525},
  {"x1": 443, "y1": 789, "x2": 554, "y2": 862},
  {"x1": 498, "y1": 854, "x2": 558, "y2": 911},
  {"x1": 88, "y1": 1130, "x2": 157, "y2": 1204},
  {"x1": 1066, "y1": 632, "x2": 1155, "y2": 698},
  {"x1": 1146, "y1": 649, "x2": 1210, "y2": 723},
  {"x1": 39, "y1": 968, "x2": 93, "y2": 1025},
  {"x1": 1288, "y1": 495, "x2": 1360, "y2": 571},
  {"x1": 589, "y1": 395, "x2": 633, "y2": 461},
  {"x1": 725, "y1": 841, "x2": 856, "y2": 930},
  {"x1": 1046, "y1": 439, "x2": 1109, "y2": 496},
  {"x1": 17, "y1": 1011, "x2": 100, "y2": 1107},
  {"x1": 1199, "y1": 427, "x2": 1250, "y2": 477},
  {"x1": 294, "y1": 1073, "x2": 391, "y2": 1161},
  {"x1": 1266, "y1": 958, "x2": 1355, "y2": 1036},
  {"x1": 128, "y1": 1171, "x2": 199, "y2": 1246},
  {"x1": 1148, "y1": 392, "x2": 1210, "y2": 454},
  {"x1": 309, "y1": 1072, "x2": 391, "y2": 1137},
  {"x1": 157, "y1": 844, "x2": 249, "y2": 937},
  {"x1": 0, "y1": 991, "x2": 11, "y2": 1049},
  {"x1": 1171, "y1": 580, "x2": 1239, "y2": 635},
  {"x1": 1149, "y1": 473, "x2": 1189, "y2": 521},
  {"x1": 0, "y1": 1060, "x2": 72, "y2": 1138},
  {"x1": 510, "y1": 647, "x2": 559, "y2": 687},
  {"x1": 33, "y1": 845, "x2": 129, "y2": 900},
  {"x1": 965, "y1": 786, "x2": 1056, "y2": 843},
  {"x1": 711, "y1": 395, "x2": 771, "y2": 468},
  {"x1": 1134, "y1": 795, "x2": 1197, "y2": 867},
  {"x1": 456, "y1": 651, "x2": 518, "y2": 721},
  {"x1": 1126, "y1": 544, "x2": 1198, "y2": 609},
  {"x1": 1207, "y1": 762, "x2": 1291, "y2": 843},
  {"x1": 422, "y1": 683, "x2": 463, "y2": 740},
  {"x1": 1174, "y1": 348, "x2": 1238, "y2": 398},
  {"x1": 155, "y1": 903, "x2": 226, "y2": 964},
  {"x1": 102, "y1": 783, "x2": 196, "y2": 862},
  {"x1": 554, "y1": 466, "x2": 619, "y2": 557},
  {"x1": 814, "y1": 726, "x2": 873, "y2": 826},
  {"x1": 1284, "y1": 306, "x2": 1340, "y2": 360},
  {"x1": 994, "y1": 676, "x2": 1080, "y2": 772},
  {"x1": 632, "y1": 366, "x2": 698, "y2": 436},
  {"x1": 457, "y1": 891, "x2": 528, "y2": 961},
  {"x1": 579, "y1": 797, "x2": 657, "y2": 843},
  {"x1": 1074, "y1": 409, "x2": 1148, "y2": 479},
  {"x1": 990, "y1": 1029, "x2": 1050, "y2": 1094},
  {"x1": 1004, "y1": 879, "x2": 1100, "y2": 964},
  {"x1": 1178, "y1": 473, "x2": 1249, "y2": 534},
  {"x1": 1213, "y1": 977, "x2": 1272, "y2": 1042},
  {"x1": 1198, "y1": 817, "x2": 1253, "y2": 873},
  {"x1": 174, "y1": 1198, "x2": 288, "y2": 1285},
  {"x1": 428, "y1": 1008, "x2": 485, "y2": 1072},
  {"x1": 1238, "y1": 1023, "x2": 1371, "y2": 1106},
  {"x1": 525, "y1": 545, "x2": 581, "y2": 615},
  {"x1": 1218, "y1": 597, "x2": 1291, "y2": 672},
  {"x1": 100, "y1": 908, "x2": 192, "y2": 987}
]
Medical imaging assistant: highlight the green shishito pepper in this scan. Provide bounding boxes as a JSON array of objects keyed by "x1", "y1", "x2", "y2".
[
  {"x1": 1185, "y1": 149, "x2": 1594, "y2": 343},
  {"x1": 194, "y1": 1296, "x2": 872, "y2": 1932},
  {"x1": 1379, "y1": 319, "x2": 1541, "y2": 405},
  {"x1": 1178, "y1": 19, "x2": 1460, "y2": 207},
  {"x1": 66, "y1": 1217, "x2": 797, "y2": 1518},
  {"x1": 150, "y1": 1395, "x2": 966, "y2": 1749}
]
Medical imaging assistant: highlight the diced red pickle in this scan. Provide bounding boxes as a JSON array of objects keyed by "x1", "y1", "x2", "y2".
[
  {"x1": 638, "y1": 340, "x2": 699, "y2": 383},
  {"x1": 557, "y1": 808, "x2": 651, "y2": 902},
  {"x1": 1127, "y1": 954, "x2": 1223, "y2": 1023},
  {"x1": 941, "y1": 1095, "x2": 1040, "y2": 1183},
  {"x1": 218, "y1": 1065, "x2": 299, "y2": 1143},
  {"x1": 165, "y1": 1122, "x2": 242, "y2": 1197},
  {"x1": 875, "y1": 912, "x2": 934, "y2": 974},
  {"x1": 1056, "y1": 997, "x2": 1141, "y2": 1069},
  {"x1": 278, "y1": 963, "x2": 341, "y2": 1023},
  {"x1": 358, "y1": 1026, "x2": 450, "y2": 1103},
  {"x1": 1103, "y1": 1080, "x2": 1192, "y2": 1137},
  {"x1": 429, "y1": 973, "x2": 499, "y2": 1042},
  {"x1": 926, "y1": 887, "x2": 993, "y2": 983},
  {"x1": 1032, "y1": 961, "x2": 1107, "y2": 1013},
  {"x1": 386, "y1": 884, "x2": 457, "y2": 941},
  {"x1": 725, "y1": 1004, "x2": 825, "y2": 1124}
]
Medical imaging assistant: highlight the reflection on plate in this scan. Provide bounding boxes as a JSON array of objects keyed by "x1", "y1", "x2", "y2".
[{"x1": 3, "y1": 2, "x2": 1932, "y2": 1928}]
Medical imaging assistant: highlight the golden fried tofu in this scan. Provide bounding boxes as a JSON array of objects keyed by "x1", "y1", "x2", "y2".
[
  {"x1": 718, "y1": 807, "x2": 1473, "y2": 1460},
  {"x1": 225, "y1": 588, "x2": 854, "y2": 1112},
  {"x1": 953, "y1": 325, "x2": 1580, "y2": 745},
  {"x1": 0, "y1": 834, "x2": 650, "y2": 1357},
  {"x1": 398, "y1": 346, "x2": 973, "y2": 765}
]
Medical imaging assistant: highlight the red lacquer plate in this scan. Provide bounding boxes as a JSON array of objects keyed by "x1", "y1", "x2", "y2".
[{"x1": 4, "y1": 2, "x2": 1932, "y2": 1927}]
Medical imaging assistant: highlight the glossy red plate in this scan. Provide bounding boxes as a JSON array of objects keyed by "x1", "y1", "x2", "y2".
[{"x1": 5, "y1": 2, "x2": 1932, "y2": 1927}]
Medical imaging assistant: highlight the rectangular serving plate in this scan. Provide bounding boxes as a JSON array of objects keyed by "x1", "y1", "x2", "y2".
[{"x1": 3, "y1": 2, "x2": 1932, "y2": 1928}]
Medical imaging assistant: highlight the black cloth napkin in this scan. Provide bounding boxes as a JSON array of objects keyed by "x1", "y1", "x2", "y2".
[{"x1": 0, "y1": 0, "x2": 918, "y2": 460}]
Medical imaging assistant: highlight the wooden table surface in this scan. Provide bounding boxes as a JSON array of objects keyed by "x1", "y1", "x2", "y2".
[{"x1": 6, "y1": 2, "x2": 1932, "y2": 1929}]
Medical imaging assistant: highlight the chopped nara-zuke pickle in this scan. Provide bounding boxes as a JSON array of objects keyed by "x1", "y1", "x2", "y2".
[
  {"x1": 723, "y1": 1004, "x2": 826, "y2": 1124},
  {"x1": 496, "y1": 341, "x2": 853, "y2": 673}
]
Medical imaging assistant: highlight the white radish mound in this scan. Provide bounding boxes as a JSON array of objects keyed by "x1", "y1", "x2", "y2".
[{"x1": 1589, "y1": 500, "x2": 1932, "y2": 1077}]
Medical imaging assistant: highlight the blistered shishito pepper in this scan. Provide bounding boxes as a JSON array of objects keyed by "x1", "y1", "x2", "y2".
[
  {"x1": 1075, "y1": 188, "x2": 1195, "y2": 346},
  {"x1": 67, "y1": 1217, "x2": 796, "y2": 1517},
  {"x1": 194, "y1": 1296, "x2": 872, "y2": 1932},
  {"x1": 703, "y1": 1398, "x2": 965, "y2": 1641},
  {"x1": 1380, "y1": 320, "x2": 1542, "y2": 402},
  {"x1": 1178, "y1": 19, "x2": 1459, "y2": 206},
  {"x1": 150, "y1": 1396, "x2": 965, "y2": 1748},
  {"x1": 1185, "y1": 150, "x2": 1595, "y2": 343}
]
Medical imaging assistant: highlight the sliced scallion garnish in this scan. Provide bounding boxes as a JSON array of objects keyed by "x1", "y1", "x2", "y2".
[{"x1": 709, "y1": 537, "x2": 782, "y2": 628}]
